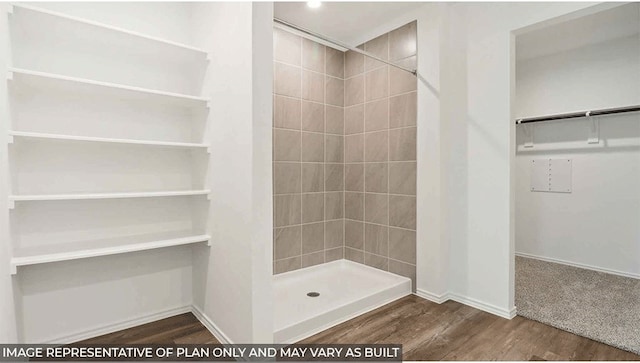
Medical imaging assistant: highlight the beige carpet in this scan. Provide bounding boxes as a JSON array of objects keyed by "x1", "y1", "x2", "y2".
[{"x1": 515, "y1": 256, "x2": 640, "y2": 355}]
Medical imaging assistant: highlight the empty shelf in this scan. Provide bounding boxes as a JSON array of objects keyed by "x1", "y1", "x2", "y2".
[
  {"x1": 8, "y1": 68, "x2": 209, "y2": 107},
  {"x1": 10, "y1": 234, "x2": 210, "y2": 274},
  {"x1": 9, "y1": 190, "x2": 210, "y2": 204},
  {"x1": 10, "y1": 3, "x2": 209, "y2": 57},
  {"x1": 9, "y1": 131, "x2": 209, "y2": 150}
]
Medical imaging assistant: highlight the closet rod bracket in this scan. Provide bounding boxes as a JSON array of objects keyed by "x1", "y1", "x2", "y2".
[
  {"x1": 7, "y1": 135, "x2": 14, "y2": 144},
  {"x1": 6, "y1": 70, "x2": 13, "y2": 82},
  {"x1": 520, "y1": 120, "x2": 534, "y2": 148},
  {"x1": 586, "y1": 112, "x2": 599, "y2": 144},
  {"x1": 9, "y1": 264, "x2": 16, "y2": 276},
  {"x1": 7, "y1": 200, "x2": 14, "y2": 210},
  {"x1": 7, "y1": 4, "x2": 13, "y2": 15}
]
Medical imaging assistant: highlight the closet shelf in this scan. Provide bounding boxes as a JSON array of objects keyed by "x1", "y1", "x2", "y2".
[
  {"x1": 9, "y1": 3, "x2": 209, "y2": 58},
  {"x1": 8, "y1": 131, "x2": 209, "y2": 151},
  {"x1": 8, "y1": 68, "x2": 210, "y2": 107},
  {"x1": 9, "y1": 189, "x2": 210, "y2": 207},
  {"x1": 9, "y1": 234, "x2": 211, "y2": 274}
]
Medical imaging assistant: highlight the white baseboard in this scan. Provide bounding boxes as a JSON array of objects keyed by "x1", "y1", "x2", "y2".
[
  {"x1": 516, "y1": 252, "x2": 640, "y2": 280},
  {"x1": 414, "y1": 289, "x2": 517, "y2": 320},
  {"x1": 43, "y1": 305, "x2": 192, "y2": 344},
  {"x1": 415, "y1": 288, "x2": 449, "y2": 304},
  {"x1": 190, "y1": 305, "x2": 233, "y2": 345}
]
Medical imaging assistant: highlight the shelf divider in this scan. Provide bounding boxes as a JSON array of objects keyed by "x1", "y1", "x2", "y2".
[{"x1": 9, "y1": 190, "x2": 211, "y2": 208}]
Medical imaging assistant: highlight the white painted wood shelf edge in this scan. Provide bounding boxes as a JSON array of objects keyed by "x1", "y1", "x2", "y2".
[
  {"x1": 7, "y1": 68, "x2": 210, "y2": 106},
  {"x1": 8, "y1": 131, "x2": 210, "y2": 150},
  {"x1": 8, "y1": 3, "x2": 210, "y2": 58},
  {"x1": 8, "y1": 190, "x2": 211, "y2": 208},
  {"x1": 9, "y1": 234, "x2": 211, "y2": 275}
]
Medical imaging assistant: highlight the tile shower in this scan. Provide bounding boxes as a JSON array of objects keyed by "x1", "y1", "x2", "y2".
[{"x1": 273, "y1": 22, "x2": 417, "y2": 289}]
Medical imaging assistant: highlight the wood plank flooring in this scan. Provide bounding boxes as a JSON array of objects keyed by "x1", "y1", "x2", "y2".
[{"x1": 77, "y1": 296, "x2": 639, "y2": 361}]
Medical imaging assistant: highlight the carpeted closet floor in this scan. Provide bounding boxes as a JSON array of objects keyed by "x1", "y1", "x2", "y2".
[{"x1": 516, "y1": 256, "x2": 640, "y2": 355}]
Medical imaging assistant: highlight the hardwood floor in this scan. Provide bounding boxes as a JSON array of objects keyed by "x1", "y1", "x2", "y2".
[
  {"x1": 75, "y1": 313, "x2": 219, "y2": 345},
  {"x1": 76, "y1": 296, "x2": 639, "y2": 361}
]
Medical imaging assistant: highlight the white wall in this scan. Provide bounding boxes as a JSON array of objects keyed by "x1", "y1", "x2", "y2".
[
  {"x1": 515, "y1": 33, "x2": 640, "y2": 278},
  {"x1": 191, "y1": 2, "x2": 273, "y2": 343}
]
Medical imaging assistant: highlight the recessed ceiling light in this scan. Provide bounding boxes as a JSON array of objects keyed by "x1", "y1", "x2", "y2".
[{"x1": 307, "y1": 1, "x2": 321, "y2": 9}]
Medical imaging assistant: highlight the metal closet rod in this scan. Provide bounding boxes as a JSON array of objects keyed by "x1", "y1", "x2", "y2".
[
  {"x1": 515, "y1": 105, "x2": 640, "y2": 125},
  {"x1": 273, "y1": 17, "x2": 417, "y2": 76}
]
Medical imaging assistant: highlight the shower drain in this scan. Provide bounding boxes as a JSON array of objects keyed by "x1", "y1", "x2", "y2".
[{"x1": 306, "y1": 292, "x2": 320, "y2": 297}]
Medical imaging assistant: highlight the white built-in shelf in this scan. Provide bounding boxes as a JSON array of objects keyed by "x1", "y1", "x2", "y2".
[
  {"x1": 9, "y1": 3, "x2": 210, "y2": 59},
  {"x1": 8, "y1": 131, "x2": 209, "y2": 151},
  {"x1": 10, "y1": 234, "x2": 211, "y2": 274},
  {"x1": 9, "y1": 189, "x2": 210, "y2": 207},
  {"x1": 8, "y1": 68, "x2": 210, "y2": 107}
]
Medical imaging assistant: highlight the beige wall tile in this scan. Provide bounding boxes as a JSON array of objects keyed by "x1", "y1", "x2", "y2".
[
  {"x1": 302, "y1": 38, "x2": 325, "y2": 72},
  {"x1": 345, "y1": 163, "x2": 364, "y2": 192},
  {"x1": 275, "y1": 194, "x2": 301, "y2": 227},
  {"x1": 274, "y1": 95, "x2": 301, "y2": 130},
  {"x1": 365, "y1": 223, "x2": 388, "y2": 256},
  {"x1": 274, "y1": 129, "x2": 301, "y2": 161},
  {"x1": 325, "y1": 77, "x2": 344, "y2": 107},
  {"x1": 274, "y1": 256, "x2": 301, "y2": 274},
  {"x1": 345, "y1": 50, "x2": 364, "y2": 78},
  {"x1": 389, "y1": 162, "x2": 416, "y2": 195},
  {"x1": 389, "y1": 227, "x2": 416, "y2": 264},
  {"x1": 325, "y1": 163, "x2": 344, "y2": 191},
  {"x1": 345, "y1": 192, "x2": 364, "y2": 221},
  {"x1": 364, "y1": 99, "x2": 389, "y2": 132},
  {"x1": 325, "y1": 47, "x2": 344, "y2": 78},
  {"x1": 302, "y1": 222, "x2": 324, "y2": 254},
  {"x1": 364, "y1": 34, "x2": 388, "y2": 71},
  {"x1": 388, "y1": 259, "x2": 416, "y2": 292},
  {"x1": 325, "y1": 135, "x2": 344, "y2": 163},
  {"x1": 345, "y1": 105, "x2": 364, "y2": 135},
  {"x1": 325, "y1": 105, "x2": 344, "y2": 135},
  {"x1": 364, "y1": 252, "x2": 388, "y2": 270},
  {"x1": 301, "y1": 101, "x2": 324, "y2": 132},
  {"x1": 325, "y1": 220, "x2": 344, "y2": 249},
  {"x1": 301, "y1": 132, "x2": 324, "y2": 162},
  {"x1": 365, "y1": 163, "x2": 388, "y2": 193},
  {"x1": 365, "y1": 193, "x2": 388, "y2": 225},
  {"x1": 389, "y1": 58, "x2": 417, "y2": 96},
  {"x1": 345, "y1": 134, "x2": 364, "y2": 162},
  {"x1": 302, "y1": 70, "x2": 324, "y2": 103},
  {"x1": 274, "y1": 62, "x2": 301, "y2": 98},
  {"x1": 345, "y1": 220, "x2": 364, "y2": 249},
  {"x1": 274, "y1": 162, "x2": 301, "y2": 194},
  {"x1": 365, "y1": 66, "x2": 388, "y2": 102},
  {"x1": 274, "y1": 226, "x2": 302, "y2": 260},
  {"x1": 389, "y1": 127, "x2": 416, "y2": 161},
  {"x1": 388, "y1": 21, "x2": 417, "y2": 61},
  {"x1": 325, "y1": 192, "x2": 344, "y2": 220},
  {"x1": 345, "y1": 247, "x2": 364, "y2": 263},
  {"x1": 389, "y1": 92, "x2": 417, "y2": 128},
  {"x1": 389, "y1": 195, "x2": 416, "y2": 229},
  {"x1": 302, "y1": 251, "x2": 325, "y2": 268},
  {"x1": 274, "y1": 28, "x2": 301, "y2": 66},
  {"x1": 345, "y1": 75, "x2": 364, "y2": 107},
  {"x1": 364, "y1": 131, "x2": 388, "y2": 162},
  {"x1": 301, "y1": 163, "x2": 323, "y2": 193},
  {"x1": 325, "y1": 247, "x2": 343, "y2": 262},
  {"x1": 302, "y1": 193, "x2": 324, "y2": 223}
]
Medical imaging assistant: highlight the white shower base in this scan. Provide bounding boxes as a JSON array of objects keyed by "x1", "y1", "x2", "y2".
[{"x1": 273, "y1": 259, "x2": 411, "y2": 343}]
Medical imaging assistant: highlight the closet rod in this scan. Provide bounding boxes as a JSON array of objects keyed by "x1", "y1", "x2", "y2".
[
  {"x1": 515, "y1": 105, "x2": 640, "y2": 125},
  {"x1": 273, "y1": 18, "x2": 417, "y2": 76}
]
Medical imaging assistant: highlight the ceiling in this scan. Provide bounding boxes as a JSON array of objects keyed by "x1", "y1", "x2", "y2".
[
  {"x1": 274, "y1": 2, "x2": 423, "y2": 46},
  {"x1": 516, "y1": 3, "x2": 640, "y2": 61}
]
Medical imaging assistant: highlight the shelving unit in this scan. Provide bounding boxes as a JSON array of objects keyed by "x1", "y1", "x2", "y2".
[
  {"x1": 10, "y1": 234, "x2": 211, "y2": 275},
  {"x1": 5, "y1": 4, "x2": 212, "y2": 274},
  {"x1": 8, "y1": 131, "x2": 210, "y2": 150}
]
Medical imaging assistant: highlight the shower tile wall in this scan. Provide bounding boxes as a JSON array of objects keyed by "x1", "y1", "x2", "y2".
[
  {"x1": 273, "y1": 28, "x2": 345, "y2": 274},
  {"x1": 343, "y1": 22, "x2": 417, "y2": 289}
]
